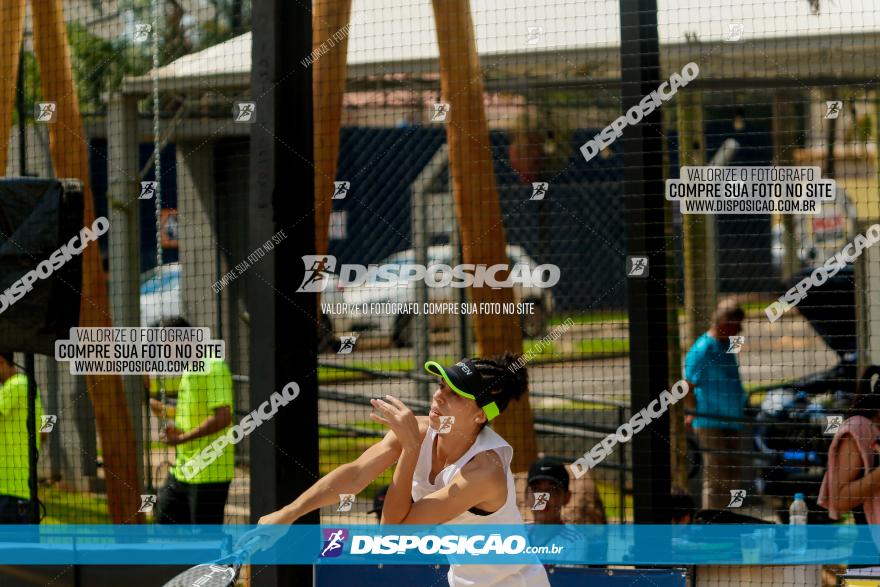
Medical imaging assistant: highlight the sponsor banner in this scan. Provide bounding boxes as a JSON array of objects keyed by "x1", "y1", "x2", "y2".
[{"x1": 0, "y1": 524, "x2": 877, "y2": 566}]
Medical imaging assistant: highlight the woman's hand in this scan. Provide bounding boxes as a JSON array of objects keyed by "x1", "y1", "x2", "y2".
[
  {"x1": 163, "y1": 424, "x2": 185, "y2": 446},
  {"x1": 149, "y1": 398, "x2": 165, "y2": 417},
  {"x1": 233, "y1": 509, "x2": 294, "y2": 552},
  {"x1": 370, "y1": 395, "x2": 421, "y2": 451}
]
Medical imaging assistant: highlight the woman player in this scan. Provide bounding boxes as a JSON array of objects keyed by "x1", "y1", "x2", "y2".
[
  {"x1": 819, "y1": 367, "x2": 880, "y2": 525},
  {"x1": 256, "y1": 353, "x2": 551, "y2": 586}
]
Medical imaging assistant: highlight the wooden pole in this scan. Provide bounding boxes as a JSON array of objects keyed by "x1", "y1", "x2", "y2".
[
  {"x1": 0, "y1": 0, "x2": 26, "y2": 175},
  {"x1": 31, "y1": 0, "x2": 143, "y2": 523},
  {"x1": 313, "y1": 0, "x2": 352, "y2": 263},
  {"x1": 773, "y1": 91, "x2": 800, "y2": 282},
  {"x1": 662, "y1": 113, "x2": 686, "y2": 490},
  {"x1": 678, "y1": 90, "x2": 716, "y2": 345},
  {"x1": 431, "y1": 0, "x2": 537, "y2": 471}
]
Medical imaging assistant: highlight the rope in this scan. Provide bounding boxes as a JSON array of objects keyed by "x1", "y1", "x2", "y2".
[{"x1": 150, "y1": 0, "x2": 168, "y2": 464}]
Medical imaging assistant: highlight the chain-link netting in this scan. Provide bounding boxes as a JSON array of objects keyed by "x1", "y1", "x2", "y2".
[{"x1": 2, "y1": 0, "x2": 880, "y2": 586}]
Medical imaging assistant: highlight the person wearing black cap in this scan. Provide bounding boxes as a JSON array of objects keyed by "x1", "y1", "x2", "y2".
[
  {"x1": 250, "y1": 353, "x2": 550, "y2": 587},
  {"x1": 525, "y1": 457, "x2": 571, "y2": 526},
  {"x1": 523, "y1": 457, "x2": 591, "y2": 561}
]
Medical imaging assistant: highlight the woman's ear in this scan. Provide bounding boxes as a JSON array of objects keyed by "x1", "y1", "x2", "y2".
[{"x1": 475, "y1": 410, "x2": 487, "y2": 427}]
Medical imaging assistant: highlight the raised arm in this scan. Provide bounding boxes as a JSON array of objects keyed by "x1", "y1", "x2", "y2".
[
  {"x1": 258, "y1": 428, "x2": 405, "y2": 525},
  {"x1": 382, "y1": 449, "x2": 507, "y2": 525}
]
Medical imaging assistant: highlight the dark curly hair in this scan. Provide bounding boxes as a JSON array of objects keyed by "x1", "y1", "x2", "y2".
[
  {"x1": 471, "y1": 352, "x2": 529, "y2": 427},
  {"x1": 846, "y1": 365, "x2": 880, "y2": 419},
  {"x1": 846, "y1": 366, "x2": 880, "y2": 420}
]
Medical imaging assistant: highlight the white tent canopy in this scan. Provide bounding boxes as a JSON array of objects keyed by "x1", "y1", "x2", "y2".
[{"x1": 123, "y1": 0, "x2": 880, "y2": 93}]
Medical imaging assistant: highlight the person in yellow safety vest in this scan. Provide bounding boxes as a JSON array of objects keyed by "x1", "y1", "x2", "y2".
[
  {"x1": 149, "y1": 318, "x2": 234, "y2": 524},
  {"x1": 0, "y1": 352, "x2": 43, "y2": 524}
]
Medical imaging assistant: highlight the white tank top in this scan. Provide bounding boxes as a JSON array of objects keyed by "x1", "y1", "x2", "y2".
[{"x1": 411, "y1": 426, "x2": 551, "y2": 587}]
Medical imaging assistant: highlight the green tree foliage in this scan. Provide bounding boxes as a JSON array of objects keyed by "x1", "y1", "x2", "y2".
[
  {"x1": 121, "y1": 0, "x2": 250, "y2": 60},
  {"x1": 23, "y1": 1, "x2": 253, "y2": 116},
  {"x1": 66, "y1": 22, "x2": 151, "y2": 114}
]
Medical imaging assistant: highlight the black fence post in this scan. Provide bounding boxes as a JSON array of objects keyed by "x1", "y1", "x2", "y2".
[
  {"x1": 619, "y1": 0, "x2": 672, "y2": 524},
  {"x1": 26, "y1": 353, "x2": 38, "y2": 523},
  {"x1": 250, "y1": 1, "x2": 316, "y2": 586}
]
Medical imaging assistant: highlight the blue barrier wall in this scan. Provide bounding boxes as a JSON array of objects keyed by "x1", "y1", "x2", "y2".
[{"x1": 315, "y1": 565, "x2": 687, "y2": 586}]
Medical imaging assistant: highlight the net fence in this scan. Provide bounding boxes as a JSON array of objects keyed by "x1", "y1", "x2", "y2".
[{"x1": 0, "y1": 0, "x2": 879, "y2": 585}]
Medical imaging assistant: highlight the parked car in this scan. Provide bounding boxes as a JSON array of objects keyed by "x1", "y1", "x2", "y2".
[
  {"x1": 321, "y1": 244, "x2": 556, "y2": 347},
  {"x1": 752, "y1": 265, "x2": 878, "y2": 519},
  {"x1": 140, "y1": 262, "x2": 181, "y2": 327}
]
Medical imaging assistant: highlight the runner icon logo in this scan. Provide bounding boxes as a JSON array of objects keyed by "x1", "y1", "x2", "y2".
[
  {"x1": 138, "y1": 494, "x2": 157, "y2": 513},
  {"x1": 337, "y1": 335, "x2": 357, "y2": 354},
  {"x1": 134, "y1": 23, "x2": 151, "y2": 42},
  {"x1": 532, "y1": 492, "x2": 550, "y2": 511},
  {"x1": 727, "y1": 336, "x2": 745, "y2": 354},
  {"x1": 723, "y1": 23, "x2": 744, "y2": 42},
  {"x1": 438, "y1": 416, "x2": 455, "y2": 434},
  {"x1": 824, "y1": 101, "x2": 842, "y2": 119},
  {"x1": 728, "y1": 489, "x2": 746, "y2": 508},
  {"x1": 139, "y1": 181, "x2": 156, "y2": 200},
  {"x1": 530, "y1": 182, "x2": 549, "y2": 200},
  {"x1": 337, "y1": 494, "x2": 355, "y2": 512},
  {"x1": 297, "y1": 255, "x2": 338, "y2": 292},
  {"x1": 40, "y1": 415, "x2": 57, "y2": 433},
  {"x1": 627, "y1": 256, "x2": 648, "y2": 277},
  {"x1": 824, "y1": 415, "x2": 843, "y2": 435},
  {"x1": 320, "y1": 529, "x2": 348, "y2": 558},
  {"x1": 432, "y1": 103, "x2": 450, "y2": 122},
  {"x1": 233, "y1": 102, "x2": 257, "y2": 123},
  {"x1": 191, "y1": 565, "x2": 235, "y2": 586},
  {"x1": 35, "y1": 102, "x2": 57, "y2": 123},
  {"x1": 332, "y1": 181, "x2": 350, "y2": 200},
  {"x1": 527, "y1": 26, "x2": 544, "y2": 45}
]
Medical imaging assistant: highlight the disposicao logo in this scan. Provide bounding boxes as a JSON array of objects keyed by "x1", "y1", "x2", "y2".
[
  {"x1": 297, "y1": 255, "x2": 560, "y2": 292},
  {"x1": 320, "y1": 528, "x2": 348, "y2": 558},
  {"x1": 0, "y1": 216, "x2": 110, "y2": 314}
]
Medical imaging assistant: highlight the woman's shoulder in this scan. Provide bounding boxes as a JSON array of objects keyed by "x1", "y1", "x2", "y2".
[{"x1": 460, "y1": 449, "x2": 507, "y2": 482}]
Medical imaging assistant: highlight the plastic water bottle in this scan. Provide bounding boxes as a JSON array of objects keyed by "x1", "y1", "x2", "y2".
[{"x1": 789, "y1": 493, "x2": 808, "y2": 555}]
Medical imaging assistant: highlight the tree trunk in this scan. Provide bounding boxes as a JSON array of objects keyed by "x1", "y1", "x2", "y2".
[
  {"x1": 678, "y1": 90, "x2": 716, "y2": 345},
  {"x1": 312, "y1": 0, "x2": 352, "y2": 286},
  {"x1": 32, "y1": 0, "x2": 143, "y2": 523},
  {"x1": 0, "y1": 0, "x2": 25, "y2": 175},
  {"x1": 431, "y1": 0, "x2": 537, "y2": 471}
]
